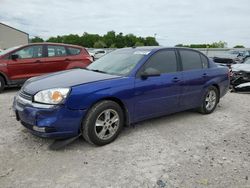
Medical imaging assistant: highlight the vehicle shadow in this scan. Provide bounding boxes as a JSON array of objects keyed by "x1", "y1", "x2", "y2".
[
  {"x1": 2, "y1": 86, "x2": 21, "y2": 93},
  {"x1": 63, "y1": 110, "x2": 199, "y2": 150}
]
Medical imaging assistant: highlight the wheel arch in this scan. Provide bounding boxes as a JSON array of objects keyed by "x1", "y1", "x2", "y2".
[
  {"x1": 211, "y1": 84, "x2": 220, "y2": 102},
  {"x1": 0, "y1": 71, "x2": 8, "y2": 85},
  {"x1": 87, "y1": 96, "x2": 130, "y2": 126}
]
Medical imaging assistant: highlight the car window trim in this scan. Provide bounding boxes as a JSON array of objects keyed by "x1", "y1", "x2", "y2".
[
  {"x1": 66, "y1": 46, "x2": 82, "y2": 56},
  {"x1": 177, "y1": 48, "x2": 206, "y2": 72},
  {"x1": 9, "y1": 44, "x2": 45, "y2": 60},
  {"x1": 135, "y1": 48, "x2": 180, "y2": 78},
  {"x1": 45, "y1": 45, "x2": 68, "y2": 58}
]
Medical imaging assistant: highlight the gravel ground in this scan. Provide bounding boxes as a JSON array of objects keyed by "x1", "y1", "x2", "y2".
[{"x1": 0, "y1": 88, "x2": 249, "y2": 188}]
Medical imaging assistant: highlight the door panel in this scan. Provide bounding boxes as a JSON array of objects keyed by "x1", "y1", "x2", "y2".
[
  {"x1": 7, "y1": 45, "x2": 43, "y2": 80},
  {"x1": 134, "y1": 73, "x2": 182, "y2": 121},
  {"x1": 133, "y1": 49, "x2": 182, "y2": 122},
  {"x1": 178, "y1": 49, "x2": 209, "y2": 108},
  {"x1": 37, "y1": 45, "x2": 69, "y2": 74},
  {"x1": 180, "y1": 69, "x2": 207, "y2": 107}
]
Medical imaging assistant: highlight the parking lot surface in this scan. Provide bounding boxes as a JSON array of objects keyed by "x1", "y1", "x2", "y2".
[{"x1": 0, "y1": 88, "x2": 249, "y2": 188}]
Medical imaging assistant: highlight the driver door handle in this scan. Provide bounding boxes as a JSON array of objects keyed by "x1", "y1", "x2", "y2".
[{"x1": 172, "y1": 77, "x2": 180, "y2": 83}]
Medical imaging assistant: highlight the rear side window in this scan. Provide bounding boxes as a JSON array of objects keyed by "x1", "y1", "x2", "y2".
[
  {"x1": 142, "y1": 50, "x2": 178, "y2": 74},
  {"x1": 200, "y1": 54, "x2": 209, "y2": 68},
  {"x1": 47, "y1": 45, "x2": 67, "y2": 57},
  {"x1": 180, "y1": 50, "x2": 202, "y2": 71},
  {"x1": 13, "y1": 45, "x2": 43, "y2": 59},
  {"x1": 68, "y1": 47, "x2": 81, "y2": 55}
]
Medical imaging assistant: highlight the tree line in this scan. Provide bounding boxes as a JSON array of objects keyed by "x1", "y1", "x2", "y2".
[
  {"x1": 175, "y1": 41, "x2": 245, "y2": 48},
  {"x1": 31, "y1": 31, "x2": 159, "y2": 48},
  {"x1": 31, "y1": 32, "x2": 245, "y2": 48}
]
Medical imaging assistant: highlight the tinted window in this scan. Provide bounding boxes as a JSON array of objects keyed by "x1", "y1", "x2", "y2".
[
  {"x1": 47, "y1": 45, "x2": 67, "y2": 57},
  {"x1": 200, "y1": 54, "x2": 208, "y2": 68},
  {"x1": 180, "y1": 50, "x2": 202, "y2": 71},
  {"x1": 14, "y1": 45, "x2": 43, "y2": 59},
  {"x1": 141, "y1": 50, "x2": 177, "y2": 74},
  {"x1": 68, "y1": 47, "x2": 81, "y2": 55}
]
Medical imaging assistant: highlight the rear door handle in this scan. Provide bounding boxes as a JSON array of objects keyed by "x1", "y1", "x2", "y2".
[
  {"x1": 35, "y1": 60, "x2": 41, "y2": 63},
  {"x1": 172, "y1": 77, "x2": 180, "y2": 82},
  {"x1": 202, "y1": 73, "x2": 208, "y2": 77},
  {"x1": 65, "y1": 58, "x2": 71, "y2": 61}
]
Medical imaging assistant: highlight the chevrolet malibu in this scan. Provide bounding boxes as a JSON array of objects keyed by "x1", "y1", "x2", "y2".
[{"x1": 13, "y1": 47, "x2": 229, "y2": 146}]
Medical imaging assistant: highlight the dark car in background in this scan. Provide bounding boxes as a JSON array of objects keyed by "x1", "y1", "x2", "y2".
[
  {"x1": 13, "y1": 47, "x2": 229, "y2": 146},
  {"x1": 0, "y1": 43, "x2": 93, "y2": 92},
  {"x1": 213, "y1": 49, "x2": 250, "y2": 65}
]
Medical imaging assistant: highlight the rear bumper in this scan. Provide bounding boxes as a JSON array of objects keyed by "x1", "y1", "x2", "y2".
[{"x1": 13, "y1": 96, "x2": 86, "y2": 139}]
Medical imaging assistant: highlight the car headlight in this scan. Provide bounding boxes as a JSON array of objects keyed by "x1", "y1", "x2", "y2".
[{"x1": 34, "y1": 88, "x2": 70, "y2": 104}]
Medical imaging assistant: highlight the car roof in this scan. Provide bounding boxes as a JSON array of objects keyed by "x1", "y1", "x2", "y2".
[
  {"x1": 119, "y1": 46, "x2": 201, "y2": 52},
  {"x1": 24, "y1": 42, "x2": 85, "y2": 49}
]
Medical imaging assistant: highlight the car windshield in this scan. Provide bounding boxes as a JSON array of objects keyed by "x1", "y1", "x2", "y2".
[
  {"x1": 86, "y1": 49, "x2": 149, "y2": 76},
  {"x1": 0, "y1": 45, "x2": 22, "y2": 56}
]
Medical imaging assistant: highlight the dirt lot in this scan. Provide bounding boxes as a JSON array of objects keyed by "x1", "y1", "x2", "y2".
[{"x1": 0, "y1": 88, "x2": 249, "y2": 188}]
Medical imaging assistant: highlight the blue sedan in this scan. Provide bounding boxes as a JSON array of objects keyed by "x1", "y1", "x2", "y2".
[{"x1": 13, "y1": 47, "x2": 229, "y2": 145}]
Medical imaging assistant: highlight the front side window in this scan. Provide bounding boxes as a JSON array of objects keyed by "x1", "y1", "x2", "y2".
[
  {"x1": 13, "y1": 45, "x2": 43, "y2": 59},
  {"x1": 180, "y1": 50, "x2": 203, "y2": 71},
  {"x1": 47, "y1": 45, "x2": 66, "y2": 57},
  {"x1": 140, "y1": 50, "x2": 178, "y2": 74}
]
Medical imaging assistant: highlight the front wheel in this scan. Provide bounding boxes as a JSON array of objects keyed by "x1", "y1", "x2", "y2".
[
  {"x1": 0, "y1": 76, "x2": 5, "y2": 93},
  {"x1": 198, "y1": 86, "x2": 219, "y2": 114},
  {"x1": 82, "y1": 100, "x2": 124, "y2": 146}
]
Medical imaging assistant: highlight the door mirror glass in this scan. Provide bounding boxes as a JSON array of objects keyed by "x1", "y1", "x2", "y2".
[
  {"x1": 11, "y1": 54, "x2": 19, "y2": 60},
  {"x1": 140, "y1": 67, "x2": 161, "y2": 79}
]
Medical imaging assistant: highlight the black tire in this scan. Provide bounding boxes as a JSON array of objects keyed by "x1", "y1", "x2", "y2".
[
  {"x1": 0, "y1": 76, "x2": 5, "y2": 93},
  {"x1": 198, "y1": 86, "x2": 219, "y2": 114},
  {"x1": 82, "y1": 100, "x2": 124, "y2": 146}
]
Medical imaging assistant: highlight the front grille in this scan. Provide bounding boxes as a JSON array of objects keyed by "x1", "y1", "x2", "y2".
[{"x1": 19, "y1": 90, "x2": 33, "y2": 101}]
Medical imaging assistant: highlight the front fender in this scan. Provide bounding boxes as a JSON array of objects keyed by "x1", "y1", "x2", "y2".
[{"x1": 64, "y1": 77, "x2": 135, "y2": 114}]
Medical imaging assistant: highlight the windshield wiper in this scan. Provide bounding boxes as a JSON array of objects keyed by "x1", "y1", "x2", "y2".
[{"x1": 89, "y1": 69, "x2": 107, "y2": 74}]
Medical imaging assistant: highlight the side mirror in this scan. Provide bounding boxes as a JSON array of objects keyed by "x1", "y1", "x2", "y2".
[
  {"x1": 140, "y1": 67, "x2": 161, "y2": 80},
  {"x1": 11, "y1": 54, "x2": 19, "y2": 60}
]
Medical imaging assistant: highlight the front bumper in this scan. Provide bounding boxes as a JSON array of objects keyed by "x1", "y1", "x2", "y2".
[{"x1": 13, "y1": 95, "x2": 86, "y2": 139}]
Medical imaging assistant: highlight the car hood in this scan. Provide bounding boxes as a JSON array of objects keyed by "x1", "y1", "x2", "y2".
[
  {"x1": 231, "y1": 64, "x2": 250, "y2": 72},
  {"x1": 22, "y1": 69, "x2": 121, "y2": 95}
]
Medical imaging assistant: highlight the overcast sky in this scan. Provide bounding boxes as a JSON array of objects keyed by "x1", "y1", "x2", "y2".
[{"x1": 0, "y1": 0, "x2": 249, "y2": 47}]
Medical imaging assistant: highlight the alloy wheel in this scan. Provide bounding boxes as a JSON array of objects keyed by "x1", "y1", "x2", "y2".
[
  {"x1": 205, "y1": 90, "x2": 217, "y2": 111},
  {"x1": 94, "y1": 109, "x2": 120, "y2": 140}
]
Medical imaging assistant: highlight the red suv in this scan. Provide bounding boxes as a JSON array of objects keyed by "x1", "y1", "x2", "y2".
[{"x1": 0, "y1": 43, "x2": 93, "y2": 92}]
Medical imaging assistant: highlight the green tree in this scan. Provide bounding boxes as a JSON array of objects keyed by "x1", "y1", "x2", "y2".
[
  {"x1": 145, "y1": 37, "x2": 159, "y2": 46},
  {"x1": 233, "y1": 45, "x2": 245, "y2": 48},
  {"x1": 135, "y1": 41, "x2": 144, "y2": 47},
  {"x1": 93, "y1": 40, "x2": 107, "y2": 48},
  {"x1": 31, "y1": 36, "x2": 44, "y2": 43}
]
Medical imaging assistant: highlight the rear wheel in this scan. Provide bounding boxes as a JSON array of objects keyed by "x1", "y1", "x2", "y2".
[
  {"x1": 198, "y1": 86, "x2": 219, "y2": 114},
  {"x1": 82, "y1": 100, "x2": 124, "y2": 146},
  {"x1": 0, "y1": 76, "x2": 5, "y2": 93}
]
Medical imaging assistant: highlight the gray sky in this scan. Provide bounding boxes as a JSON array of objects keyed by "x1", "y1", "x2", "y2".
[{"x1": 0, "y1": 0, "x2": 249, "y2": 47}]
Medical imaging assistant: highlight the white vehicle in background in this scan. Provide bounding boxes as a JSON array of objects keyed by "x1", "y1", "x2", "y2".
[{"x1": 88, "y1": 49, "x2": 107, "y2": 60}]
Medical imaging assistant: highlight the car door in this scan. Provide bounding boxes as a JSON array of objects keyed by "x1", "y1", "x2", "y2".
[
  {"x1": 133, "y1": 49, "x2": 182, "y2": 122},
  {"x1": 178, "y1": 49, "x2": 209, "y2": 108},
  {"x1": 7, "y1": 45, "x2": 44, "y2": 81},
  {"x1": 37, "y1": 45, "x2": 69, "y2": 74}
]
